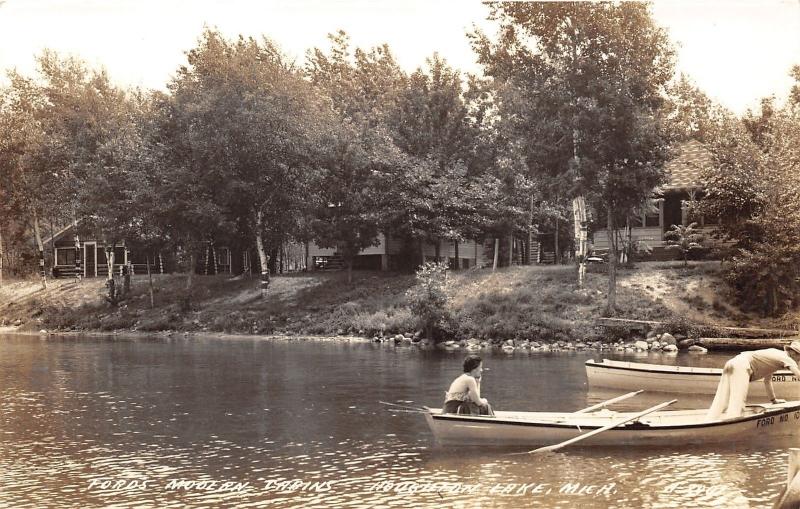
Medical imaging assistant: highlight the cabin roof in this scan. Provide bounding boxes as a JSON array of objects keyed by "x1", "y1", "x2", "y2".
[{"x1": 662, "y1": 139, "x2": 715, "y2": 191}]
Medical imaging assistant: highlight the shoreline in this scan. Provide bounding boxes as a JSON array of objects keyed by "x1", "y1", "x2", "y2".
[{"x1": 0, "y1": 326, "x2": 690, "y2": 353}]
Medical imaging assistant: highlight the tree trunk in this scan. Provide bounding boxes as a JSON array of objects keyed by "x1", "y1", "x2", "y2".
[
  {"x1": 346, "y1": 255, "x2": 353, "y2": 284},
  {"x1": 419, "y1": 238, "x2": 425, "y2": 267},
  {"x1": 185, "y1": 252, "x2": 195, "y2": 290},
  {"x1": 528, "y1": 195, "x2": 535, "y2": 265},
  {"x1": 147, "y1": 255, "x2": 154, "y2": 308},
  {"x1": 454, "y1": 241, "x2": 460, "y2": 270},
  {"x1": 492, "y1": 238, "x2": 499, "y2": 271},
  {"x1": 32, "y1": 209, "x2": 46, "y2": 289},
  {"x1": 204, "y1": 243, "x2": 210, "y2": 275},
  {"x1": 211, "y1": 242, "x2": 218, "y2": 275},
  {"x1": 105, "y1": 244, "x2": 117, "y2": 305},
  {"x1": 159, "y1": 252, "x2": 164, "y2": 275},
  {"x1": 554, "y1": 216, "x2": 560, "y2": 265},
  {"x1": 255, "y1": 210, "x2": 270, "y2": 297},
  {"x1": 508, "y1": 235, "x2": 513, "y2": 267},
  {"x1": 105, "y1": 245, "x2": 115, "y2": 281},
  {"x1": 73, "y1": 219, "x2": 82, "y2": 280},
  {"x1": 606, "y1": 206, "x2": 617, "y2": 315},
  {"x1": 0, "y1": 226, "x2": 4, "y2": 287},
  {"x1": 123, "y1": 264, "x2": 131, "y2": 294},
  {"x1": 434, "y1": 239, "x2": 441, "y2": 262}
]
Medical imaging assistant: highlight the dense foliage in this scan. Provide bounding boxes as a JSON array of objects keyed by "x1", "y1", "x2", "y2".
[{"x1": 1, "y1": 6, "x2": 798, "y2": 321}]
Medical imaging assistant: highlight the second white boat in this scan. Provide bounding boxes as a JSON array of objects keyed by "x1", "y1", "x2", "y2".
[{"x1": 586, "y1": 358, "x2": 800, "y2": 398}]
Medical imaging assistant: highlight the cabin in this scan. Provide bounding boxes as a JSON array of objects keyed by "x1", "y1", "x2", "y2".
[
  {"x1": 591, "y1": 140, "x2": 724, "y2": 260},
  {"x1": 307, "y1": 233, "x2": 494, "y2": 271},
  {"x1": 45, "y1": 222, "x2": 300, "y2": 278}
]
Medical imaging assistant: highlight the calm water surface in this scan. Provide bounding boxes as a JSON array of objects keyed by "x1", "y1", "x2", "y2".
[{"x1": 0, "y1": 333, "x2": 795, "y2": 508}]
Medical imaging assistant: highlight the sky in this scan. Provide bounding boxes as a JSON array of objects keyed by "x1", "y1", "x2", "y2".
[{"x1": 0, "y1": 0, "x2": 798, "y2": 115}]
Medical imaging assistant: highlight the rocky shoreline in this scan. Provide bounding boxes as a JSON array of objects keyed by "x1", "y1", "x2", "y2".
[
  {"x1": 0, "y1": 325, "x2": 711, "y2": 353},
  {"x1": 373, "y1": 331, "x2": 710, "y2": 354}
]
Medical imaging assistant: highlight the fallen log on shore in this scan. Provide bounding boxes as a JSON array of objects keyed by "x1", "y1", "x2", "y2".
[
  {"x1": 596, "y1": 317, "x2": 798, "y2": 338},
  {"x1": 680, "y1": 337, "x2": 800, "y2": 351}
]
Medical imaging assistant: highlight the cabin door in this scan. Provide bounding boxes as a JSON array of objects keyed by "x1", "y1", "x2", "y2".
[{"x1": 84, "y1": 242, "x2": 97, "y2": 278}]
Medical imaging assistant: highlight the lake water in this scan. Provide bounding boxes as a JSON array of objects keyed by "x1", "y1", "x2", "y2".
[{"x1": 0, "y1": 333, "x2": 794, "y2": 508}]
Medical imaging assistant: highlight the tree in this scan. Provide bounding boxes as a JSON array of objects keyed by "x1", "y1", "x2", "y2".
[
  {"x1": 389, "y1": 54, "x2": 503, "y2": 265},
  {"x1": 306, "y1": 33, "x2": 405, "y2": 282},
  {"x1": 167, "y1": 30, "x2": 326, "y2": 297},
  {"x1": 664, "y1": 74, "x2": 723, "y2": 144},
  {"x1": 0, "y1": 70, "x2": 53, "y2": 288},
  {"x1": 701, "y1": 97, "x2": 800, "y2": 316},
  {"x1": 664, "y1": 222, "x2": 704, "y2": 266},
  {"x1": 472, "y1": 2, "x2": 676, "y2": 313}
]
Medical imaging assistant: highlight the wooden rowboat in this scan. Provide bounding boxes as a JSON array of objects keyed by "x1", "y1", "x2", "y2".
[
  {"x1": 424, "y1": 401, "x2": 800, "y2": 446},
  {"x1": 586, "y1": 358, "x2": 800, "y2": 398}
]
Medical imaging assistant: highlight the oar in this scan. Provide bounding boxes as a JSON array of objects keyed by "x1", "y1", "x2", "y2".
[
  {"x1": 517, "y1": 399, "x2": 677, "y2": 455},
  {"x1": 574, "y1": 390, "x2": 643, "y2": 414},
  {"x1": 379, "y1": 401, "x2": 428, "y2": 412}
]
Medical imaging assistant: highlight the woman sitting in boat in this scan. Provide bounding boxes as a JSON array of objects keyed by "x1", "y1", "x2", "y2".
[
  {"x1": 443, "y1": 355, "x2": 494, "y2": 416},
  {"x1": 707, "y1": 341, "x2": 800, "y2": 420}
]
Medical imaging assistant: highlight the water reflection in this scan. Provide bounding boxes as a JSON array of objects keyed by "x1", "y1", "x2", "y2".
[{"x1": 0, "y1": 334, "x2": 791, "y2": 508}]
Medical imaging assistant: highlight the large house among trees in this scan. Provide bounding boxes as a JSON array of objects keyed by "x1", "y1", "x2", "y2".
[{"x1": 591, "y1": 140, "x2": 723, "y2": 259}]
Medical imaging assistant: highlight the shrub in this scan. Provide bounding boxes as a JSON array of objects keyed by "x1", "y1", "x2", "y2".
[
  {"x1": 723, "y1": 247, "x2": 800, "y2": 316},
  {"x1": 406, "y1": 262, "x2": 451, "y2": 340}
]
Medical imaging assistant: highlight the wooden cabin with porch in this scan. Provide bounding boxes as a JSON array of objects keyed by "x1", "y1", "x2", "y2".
[
  {"x1": 591, "y1": 140, "x2": 724, "y2": 260},
  {"x1": 46, "y1": 223, "x2": 136, "y2": 278}
]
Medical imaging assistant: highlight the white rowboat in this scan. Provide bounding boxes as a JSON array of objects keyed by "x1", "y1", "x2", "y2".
[
  {"x1": 586, "y1": 358, "x2": 800, "y2": 398},
  {"x1": 424, "y1": 401, "x2": 800, "y2": 446}
]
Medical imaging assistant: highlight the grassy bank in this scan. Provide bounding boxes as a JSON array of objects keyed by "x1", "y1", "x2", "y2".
[{"x1": 0, "y1": 261, "x2": 786, "y2": 343}]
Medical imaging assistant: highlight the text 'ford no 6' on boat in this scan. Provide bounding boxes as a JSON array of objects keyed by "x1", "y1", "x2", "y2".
[
  {"x1": 586, "y1": 358, "x2": 800, "y2": 398},
  {"x1": 424, "y1": 401, "x2": 800, "y2": 447}
]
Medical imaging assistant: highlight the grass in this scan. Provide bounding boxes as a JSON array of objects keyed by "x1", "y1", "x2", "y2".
[{"x1": 3, "y1": 260, "x2": 791, "y2": 342}]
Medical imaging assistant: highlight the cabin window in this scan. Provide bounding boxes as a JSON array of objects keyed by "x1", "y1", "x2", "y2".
[
  {"x1": 56, "y1": 248, "x2": 76, "y2": 266},
  {"x1": 644, "y1": 212, "x2": 660, "y2": 227}
]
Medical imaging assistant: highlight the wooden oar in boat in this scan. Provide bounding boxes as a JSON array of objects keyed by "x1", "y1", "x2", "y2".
[
  {"x1": 379, "y1": 401, "x2": 428, "y2": 413},
  {"x1": 574, "y1": 390, "x2": 643, "y2": 414},
  {"x1": 518, "y1": 399, "x2": 677, "y2": 455}
]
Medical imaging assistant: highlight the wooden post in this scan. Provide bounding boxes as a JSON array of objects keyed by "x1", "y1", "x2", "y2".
[
  {"x1": 787, "y1": 448, "x2": 800, "y2": 486},
  {"x1": 204, "y1": 243, "x2": 210, "y2": 275},
  {"x1": 146, "y1": 255, "x2": 154, "y2": 308},
  {"x1": 775, "y1": 448, "x2": 800, "y2": 509},
  {"x1": 492, "y1": 238, "x2": 499, "y2": 271}
]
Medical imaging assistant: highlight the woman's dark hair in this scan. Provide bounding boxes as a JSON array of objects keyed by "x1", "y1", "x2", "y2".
[{"x1": 463, "y1": 355, "x2": 482, "y2": 373}]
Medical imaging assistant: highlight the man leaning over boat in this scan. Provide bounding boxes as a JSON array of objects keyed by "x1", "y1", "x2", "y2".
[{"x1": 707, "y1": 341, "x2": 800, "y2": 420}]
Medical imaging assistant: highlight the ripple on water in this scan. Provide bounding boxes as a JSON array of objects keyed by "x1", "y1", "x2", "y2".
[{"x1": 0, "y1": 337, "x2": 793, "y2": 507}]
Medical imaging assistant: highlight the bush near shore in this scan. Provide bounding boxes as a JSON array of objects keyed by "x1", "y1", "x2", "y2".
[{"x1": 0, "y1": 262, "x2": 785, "y2": 344}]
